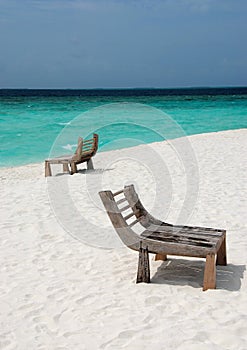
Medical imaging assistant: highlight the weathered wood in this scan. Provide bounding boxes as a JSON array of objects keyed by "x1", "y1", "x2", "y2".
[
  {"x1": 155, "y1": 254, "x2": 167, "y2": 261},
  {"x1": 136, "y1": 243, "x2": 144, "y2": 283},
  {"x1": 123, "y1": 212, "x2": 135, "y2": 221},
  {"x1": 45, "y1": 160, "x2": 51, "y2": 177},
  {"x1": 70, "y1": 162, "x2": 77, "y2": 175},
  {"x1": 216, "y1": 233, "x2": 227, "y2": 266},
  {"x1": 142, "y1": 230, "x2": 217, "y2": 248},
  {"x1": 82, "y1": 147, "x2": 94, "y2": 153},
  {"x1": 83, "y1": 138, "x2": 94, "y2": 144},
  {"x1": 72, "y1": 134, "x2": 98, "y2": 170},
  {"x1": 141, "y1": 234, "x2": 216, "y2": 257},
  {"x1": 144, "y1": 246, "x2": 150, "y2": 283},
  {"x1": 99, "y1": 184, "x2": 227, "y2": 291},
  {"x1": 120, "y1": 204, "x2": 131, "y2": 212},
  {"x1": 44, "y1": 134, "x2": 98, "y2": 176},
  {"x1": 83, "y1": 143, "x2": 94, "y2": 147},
  {"x1": 99, "y1": 191, "x2": 141, "y2": 249},
  {"x1": 113, "y1": 189, "x2": 124, "y2": 196},
  {"x1": 128, "y1": 219, "x2": 140, "y2": 228},
  {"x1": 116, "y1": 197, "x2": 128, "y2": 205},
  {"x1": 63, "y1": 163, "x2": 69, "y2": 173},
  {"x1": 153, "y1": 225, "x2": 224, "y2": 238},
  {"x1": 203, "y1": 254, "x2": 216, "y2": 291},
  {"x1": 136, "y1": 243, "x2": 150, "y2": 283},
  {"x1": 140, "y1": 229, "x2": 225, "y2": 257}
]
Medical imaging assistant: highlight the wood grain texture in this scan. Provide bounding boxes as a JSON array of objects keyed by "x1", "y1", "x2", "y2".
[
  {"x1": 203, "y1": 254, "x2": 216, "y2": 291},
  {"x1": 99, "y1": 184, "x2": 227, "y2": 290},
  {"x1": 136, "y1": 242, "x2": 150, "y2": 283},
  {"x1": 155, "y1": 254, "x2": 167, "y2": 261}
]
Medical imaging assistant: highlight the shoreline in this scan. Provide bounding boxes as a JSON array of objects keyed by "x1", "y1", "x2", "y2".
[{"x1": 0, "y1": 128, "x2": 246, "y2": 171}]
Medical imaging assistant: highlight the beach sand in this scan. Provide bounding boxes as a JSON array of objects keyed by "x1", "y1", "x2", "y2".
[{"x1": 1, "y1": 129, "x2": 247, "y2": 349}]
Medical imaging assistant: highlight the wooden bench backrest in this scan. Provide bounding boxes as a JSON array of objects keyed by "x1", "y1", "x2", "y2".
[
  {"x1": 99, "y1": 184, "x2": 172, "y2": 250},
  {"x1": 99, "y1": 185, "x2": 144, "y2": 250},
  {"x1": 73, "y1": 137, "x2": 83, "y2": 161},
  {"x1": 99, "y1": 185, "x2": 146, "y2": 230},
  {"x1": 100, "y1": 184, "x2": 167, "y2": 231},
  {"x1": 81, "y1": 133, "x2": 98, "y2": 157},
  {"x1": 73, "y1": 133, "x2": 98, "y2": 161}
]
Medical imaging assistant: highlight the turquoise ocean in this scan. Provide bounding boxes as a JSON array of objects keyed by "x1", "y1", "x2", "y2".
[{"x1": 0, "y1": 88, "x2": 247, "y2": 167}]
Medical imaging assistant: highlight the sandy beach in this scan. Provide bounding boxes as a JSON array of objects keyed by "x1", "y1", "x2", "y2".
[{"x1": 1, "y1": 129, "x2": 247, "y2": 350}]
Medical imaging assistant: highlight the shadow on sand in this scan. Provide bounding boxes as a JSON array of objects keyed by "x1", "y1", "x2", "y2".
[
  {"x1": 54, "y1": 168, "x2": 114, "y2": 176},
  {"x1": 77, "y1": 168, "x2": 114, "y2": 175},
  {"x1": 151, "y1": 258, "x2": 246, "y2": 291}
]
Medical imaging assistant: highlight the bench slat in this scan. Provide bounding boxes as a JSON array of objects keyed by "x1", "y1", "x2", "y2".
[
  {"x1": 123, "y1": 212, "x2": 135, "y2": 221},
  {"x1": 129, "y1": 219, "x2": 140, "y2": 228},
  {"x1": 81, "y1": 151, "x2": 93, "y2": 155},
  {"x1": 83, "y1": 139, "x2": 94, "y2": 144},
  {"x1": 113, "y1": 189, "x2": 124, "y2": 196},
  {"x1": 116, "y1": 197, "x2": 128, "y2": 205},
  {"x1": 119, "y1": 204, "x2": 131, "y2": 212},
  {"x1": 141, "y1": 229, "x2": 224, "y2": 248},
  {"x1": 173, "y1": 224, "x2": 225, "y2": 235},
  {"x1": 146, "y1": 226, "x2": 224, "y2": 242}
]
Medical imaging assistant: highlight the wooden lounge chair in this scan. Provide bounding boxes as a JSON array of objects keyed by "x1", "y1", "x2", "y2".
[
  {"x1": 99, "y1": 184, "x2": 227, "y2": 291},
  {"x1": 45, "y1": 133, "x2": 98, "y2": 177}
]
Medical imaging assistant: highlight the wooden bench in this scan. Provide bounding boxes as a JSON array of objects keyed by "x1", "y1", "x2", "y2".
[
  {"x1": 99, "y1": 184, "x2": 227, "y2": 291},
  {"x1": 45, "y1": 134, "x2": 98, "y2": 177}
]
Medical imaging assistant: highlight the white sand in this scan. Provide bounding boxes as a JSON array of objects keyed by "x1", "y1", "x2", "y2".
[{"x1": 1, "y1": 129, "x2": 247, "y2": 350}]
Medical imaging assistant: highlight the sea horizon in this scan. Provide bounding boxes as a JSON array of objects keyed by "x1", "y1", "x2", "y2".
[{"x1": 1, "y1": 86, "x2": 247, "y2": 93}]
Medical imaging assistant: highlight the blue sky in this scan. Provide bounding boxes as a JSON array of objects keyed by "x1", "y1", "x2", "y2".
[{"x1": 0, "y1": 0, "x2": 246, "y2": 88}]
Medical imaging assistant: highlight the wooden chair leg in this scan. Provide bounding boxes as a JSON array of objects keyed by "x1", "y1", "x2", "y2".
[
  {"x1": 70, "y1": 162, "x2": 77, "y2": 175},
  {"x1": 137, "y1": 243, "x2": 150, "y2": 283},
  {"x1": 45, "y1": 161, "x2": 52, "y2": 177},
  {"x1": 155, "y1": 254, "x2": 167, "y2": 261},
  {"x1": 203, "y1": 253, "x2": 216, "y2": 291},
  {"x1": 87, "y1": 158, "x2": 94, "y2": 170},
  {"x1": 216, "y1": 235, "x2": 227, "y2": 266},
  {"x1": 63, "y1": 163, "x2": 69, "y2": 173},
  {"x1": 144, "y1": 247, "x2": 150, "y2": 283}
]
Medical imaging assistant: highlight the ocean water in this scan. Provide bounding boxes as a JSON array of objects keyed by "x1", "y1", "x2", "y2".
[{"x1": 0, "y1": 88, "x2": 247, "y2": 167}]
